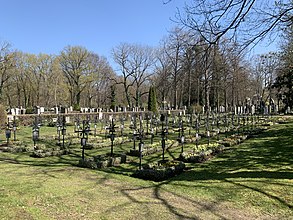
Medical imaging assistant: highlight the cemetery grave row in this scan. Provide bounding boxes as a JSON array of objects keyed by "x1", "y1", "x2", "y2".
[{"x1": 1, "y1": 110, "x2": 285, "y2": 181}]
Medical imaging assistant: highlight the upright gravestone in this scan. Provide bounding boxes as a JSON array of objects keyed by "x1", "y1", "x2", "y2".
[
  {"x1": 60, "y1": 107, "x2": 66, "y2": 114},
  {"x1": 10, "y1": 109, "x2": 15, "y2": 115},
  {"x1": 275, "y1": 105, "x2": 278, "y2": 113},
  {"x1": 251, "y1": 105, "x2": 255, "y2": 115},
  {"x1": 264, "y1": 106, "x2": 268, "y2": 115},
  {"x1": 34, "y1": 106, "x2": 40, "y2": 115},
  {"x1": 54, "y1": 107, "x2": 59, "y2": 114},
  {"x1": 15, "y1": 108, "x2": 20, "y2": 115},
  {"x1": 40, "y1": 107, "x2": 45, "y2": 114}
]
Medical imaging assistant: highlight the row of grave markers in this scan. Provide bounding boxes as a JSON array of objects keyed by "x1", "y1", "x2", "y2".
[
  {"x1": 7, "y1": 102, "x2": 287, "y2": 117},
  {"x1": 4, "y1": 110, "x2": 272, "y2": 170}
]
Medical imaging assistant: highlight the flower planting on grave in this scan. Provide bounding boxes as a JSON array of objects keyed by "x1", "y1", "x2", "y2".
[
  {"x1": 178, "y1": 143, "x2": 225, "y2": 163},
  {"x1": 78, "y1": 154, "x2": 127, "y2": 169},
  {"x1": 132, "y1": 160, "x2": 185, "y2": 181},
  {"x1": 128, "y1": 139, "x2": 178, "y2": 156},
  {"x1": 218, "y1": 135, "x2": 248, "y2": 147},
  {"x1": 31, "y1": 144, "x2": 70, "y2": 158}
]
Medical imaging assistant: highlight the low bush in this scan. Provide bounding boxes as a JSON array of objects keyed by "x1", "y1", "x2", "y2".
[
  {"x1": 132, "y1": 160, "x2": 185, "y2": 181},
  {"x1": 179, "y1": 143, "x2": 225, "y2": 163},
  {"x1": 78, "y1": 154, "x2": 127, "y2": 169},
  {"x1": 31, "y1": 144, "x2": 69, "y2": 158},
  {"x1": 128, "y1": 139, "x2": 178, "y2": 157}
]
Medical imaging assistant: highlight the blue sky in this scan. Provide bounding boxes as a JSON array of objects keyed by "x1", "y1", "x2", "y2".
[
  {"x1": 0, "y1": 0, "x2": 183, "y2": 60},
  {"x1": 0, "y1": 0, "x2": 278, "y2": 66}
]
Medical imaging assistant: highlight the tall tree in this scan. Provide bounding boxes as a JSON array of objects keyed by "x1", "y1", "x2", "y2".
[
  {"x1": 161, "y1": 28, "x2": 187, "y2": 109},
  {"x1": 176, "y1": 0, "x2": 293, "y2": 50},
  {"x1": 147, "y1": 86, "x2": 158, "y2": 113},
  {"x1": 110, "y1": 84, "x2": 116, "y2": 111},
  {"x1": 112, "y1": 43, "x2": 155, "y2": 108},
  {"x1": 273, "y1": 25, "x2": 293, "y2": 111},
  {"x1": 0, "y1": 41, "x2": 15, "y2": 102},
  {"x1": 59, "y1": 46, "x2": 94, "y2": 110}
]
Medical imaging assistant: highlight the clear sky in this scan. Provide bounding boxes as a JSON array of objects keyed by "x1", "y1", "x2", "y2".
[
  {"x1": 0, "y1": 0, "x2": 184, "y2": 61},
  {"x1": 0, "y1": 0, "x2": 278, "y2": 66}
]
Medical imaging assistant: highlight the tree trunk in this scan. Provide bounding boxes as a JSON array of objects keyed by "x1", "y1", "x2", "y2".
[
  {"x1": 188, "y1": 69, "x2": 191, "y2": 108},
  {"x1": 204, "y1": 68, "x2": 210, "y2": 116}
]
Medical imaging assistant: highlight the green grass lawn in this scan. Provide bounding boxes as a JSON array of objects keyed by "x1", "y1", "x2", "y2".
[{"x1": 0, "y1": 117, "x2": 292, "y2": 219}]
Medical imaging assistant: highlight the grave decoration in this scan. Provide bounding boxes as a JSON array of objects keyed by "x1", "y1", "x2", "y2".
[
  {"x1": 119, "y1": 115, "x2": 125, "y2": 136},
  {"x1": 75, "y1": 120, "x2": 91, "y2": 161},
  {"x1": 132, "y1": 160, "x2": 185, "y2": 181},
  {"x1": 130, "y1": 114, "x2": 137, "y2": 150},
  {"x1": 13, "y1": 116, "x2": 17, "y2": 141},
  {"x1": 56, "y1": 115, "x2": 62, "y2": 145},
  {"x1": 206, "y1": 114, "x2": 210, "y2": 145},
  {"x1": 149, "y1": 114, "x2": 154, "y2": 144},
  {"x1": 61, "y1": 116, "x2": 66, "y2": 148},
  {"x1": 74, "y1": 115, "x2": 80, "y2": 137},
  {"x1": 107, "y1": 118, "x2": 118, "y2": 157},
  {"x1": 138, "y1": 114, "x2": 144, "y2": 170},
  {"x1": 5, "y1": 119, "x2": 11, "y2": 145},
  {"x1": 78, "y1": 154, "x2": 127, "y2": 169},
  {"x1": 160, "y1": 114, "x2": 168, "y2": 162},
  {"x1": 129, "y1": 114, "x2": 144, "y2": 158},
  {"x1": 32, "y1": 116, "x2": 40, "y2": 148},
  {"x1": 195, "y1": 117, "x2": 200, "y2": 149},
  {"x1": 216, "y1": 114, "x2": 220, "y2": 140},
  {"x1": 94, "y1": 115, "x2": 98, "y2": 137},
  {"x1": 178, "y1": 143, "x2": 225, "y2": 163},
  {"x1": 176, "y1": 114, "x2": 185, "y2": 153}
]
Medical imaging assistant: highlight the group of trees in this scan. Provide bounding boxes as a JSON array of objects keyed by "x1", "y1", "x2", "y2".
[
  {"x1": 0, "y1": 0, "x2": 292, "y2": 113},
  {"x1": 0, "y1": 44, "x2": 114, "y2": 111}
]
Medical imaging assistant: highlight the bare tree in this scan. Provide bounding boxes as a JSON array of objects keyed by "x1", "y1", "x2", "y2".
[
  {"x1": 0, "y1": 41, "x2": 15, "y2": 102},
  {"x1": 82, "y1": 54, "x2": 113, "y2": 108},
  {"x1": 112, "y1": 43, "x2": 155, "y2": 108},
  {"x1": 176, "y1": 0, "x2": 293, "y2": 50},
  {"x1": 161, "y1": 28, "x2": 188, "y2": 109},
  {"x1": 59, "y1": 46, "x2": 95, "y2": 109},
  {"x1": 154, "y1": 47, "x2": 172, "y2": 109}
]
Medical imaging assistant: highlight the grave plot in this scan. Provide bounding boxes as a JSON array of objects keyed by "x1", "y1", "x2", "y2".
[{"x1": 0, "y1": 111, "x2": 278, "y2": 181}]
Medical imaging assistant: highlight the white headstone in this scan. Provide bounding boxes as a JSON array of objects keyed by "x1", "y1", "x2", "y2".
[
  {"x1": 13, "y1": 108, "x2": 19, "y2": 115},
  {"x1": 251, "y1": 105, "x2": 255, "y2": 115}
]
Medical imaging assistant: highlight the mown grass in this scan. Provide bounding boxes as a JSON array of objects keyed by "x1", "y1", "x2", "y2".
[{"x1": 0, "y1": 117, "x2": 292, "y2": 219}]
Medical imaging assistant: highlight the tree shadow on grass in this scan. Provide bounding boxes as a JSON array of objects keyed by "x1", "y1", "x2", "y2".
[
  {"x1": 169, "y1": 124, "x2": 293, "y2": 211},
  {"x1": 0, "y1": 122, "x2": 292, "y2": 218},
  {"x1": 107, "y1": 124, "x2": 293, "y2": 219}
]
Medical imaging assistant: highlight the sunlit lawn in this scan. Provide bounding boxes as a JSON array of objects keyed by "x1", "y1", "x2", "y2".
[{"x1": 0, "y1": 117, "x2": 292, "y2": 219}]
